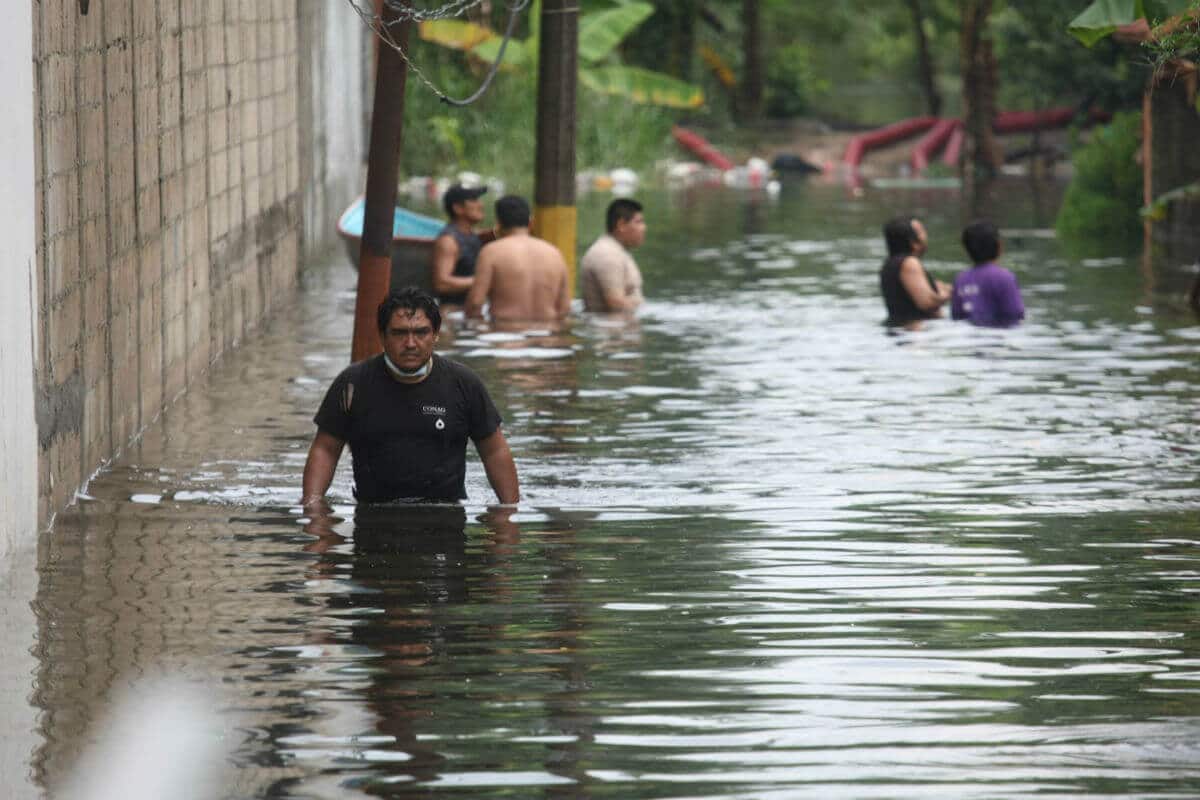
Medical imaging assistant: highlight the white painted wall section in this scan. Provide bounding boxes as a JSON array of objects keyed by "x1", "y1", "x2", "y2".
[{"x1": 0, "y1": 6, "x2": 42, "y2": 800}]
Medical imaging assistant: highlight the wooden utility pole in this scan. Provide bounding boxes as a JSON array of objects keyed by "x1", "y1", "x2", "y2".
[
  {"x1": 739, "y1": 0, "x2": 764, "y2": 122},
  {"x1": 351, "y1": 1, "x2": 411, "y2": 362},
  {"x1": 532, "y1": 0, "x2": 579, "y2": 292}
]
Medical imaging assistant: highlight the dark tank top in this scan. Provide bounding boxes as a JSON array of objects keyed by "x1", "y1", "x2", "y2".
[
  {"x1": 436, "y1": 224, "x2": 482, "y2": 305},
  {"x1": 880, "y1": 254, "x2": 938, "y2": 325}
]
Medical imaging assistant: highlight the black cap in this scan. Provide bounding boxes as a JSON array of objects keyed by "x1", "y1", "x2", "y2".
[{"x1": 442, "y1": 184, "x2": 488, "y2": 216}]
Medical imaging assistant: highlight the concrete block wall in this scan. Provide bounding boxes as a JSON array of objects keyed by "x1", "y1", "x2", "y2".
[{"x1": 32, "y1": 0, "x2": 365, "y2": 524}]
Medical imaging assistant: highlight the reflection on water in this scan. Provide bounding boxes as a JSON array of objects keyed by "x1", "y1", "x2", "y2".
[{"x1": 31, "y1": 182, "x2": 1200, "y2": 797}]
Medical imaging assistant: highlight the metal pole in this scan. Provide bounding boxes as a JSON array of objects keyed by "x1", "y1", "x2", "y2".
[
  {"x1": 351, "y1": 1, "x2": 411, "y2": 362},
  {"x1": 532, "y1": 0, "x2": 579, "y2": 293}
]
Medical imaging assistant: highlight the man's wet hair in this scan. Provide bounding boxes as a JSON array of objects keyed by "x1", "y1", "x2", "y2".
[
  {"x1": 606, "y1": 198, "x2": 643, "y2": 233},
  {"x1": 883, "y1": 217, "x2": 919, "y2": 257},
  {"x1": 377, "y1": 286, "x2": 442, "y2": 334},
  {"x1": 962, "y1": 219, "x2": 1001, "y2": 264},
  {"x1": 495, "y1": 195, "x2": 531, "y2": 228}
]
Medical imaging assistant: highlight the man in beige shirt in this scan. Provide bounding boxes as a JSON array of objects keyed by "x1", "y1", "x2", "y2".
[
  {"x1": 581, "y1": 198, "x2": 646, "y2": 312},
  {"x1": 465, "y1": 195, "x2": 571, "y2": 323}
]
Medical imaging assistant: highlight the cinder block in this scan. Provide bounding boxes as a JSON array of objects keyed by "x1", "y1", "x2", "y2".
[
  {"x1": 182, "y1": 116, "x2": 205, "y2": 167},
  {"x1": 82, "y1": 274, "x2": 108, "y2": 328},
  {"x1": 108, "y1": 91, "x2": 136, "y2": 150},
  {"x1": 46, "y1": 54, "x2": 76, "y2": 116},
  {"x1": 159, "y1": 35, "x2": 181, "y2": 83},
  {"x1": 159, "y1": 80, "x2": 182, "y2": 124},
  {"x1": 47, "y1": 171, "x2": 80, "y2": 238},
  {"x1": 77, "y1": 4, "x2": 103, "y2": 50},
  {"x1": 110, "y1": 196, "x2": 137, "y2": 255},
  {"x1": 206, "y1": 107, "x2": 228, "y2": 152},
  {"x1": 80, "y1": 218, "x2": 107, "y2": 277},
  {"x1": 136, "y1": 138, "x2": 160, "y2": 191},
  {"x1": 134, "y1": 39, "x2": 158, "y2": 90},
  {"x1": 83, "y1": 383, "x2": 113, "y2": 468},
  {"x1": 162, "y1": 173, "x2": 185, "y2": 222},
  {"x1": 79, "y1": 107, "x2": 106, "y2": 165},
  {"x1": 109, "y1": 308, "x2": 137, "y2": 372},
  {"x1": 49, "y1": 290, "x2": 82, "y2": 379},
  {"x1": 158, "y1": 124, "x2": 181, "y2": 176},
  {"x1": 182, "y1": 27, "x2": 204, "y2": 74},
  {"x1": 208, "y1": 149, "x2": 229, "y2": 196},
  {"x1": 79, "y1": 50, "x2": 106, "y2": 107},
  {"x1": 205, "y1": 23, "x2": 228, "y2": 67},
  {"x1": 104, "y1": 47, "x2": 133, "y2": 101},
  {"x1": 49, "y1": 431, "x2": 83, "y2": 516},
  {"x1": 135, "y1": 87, "x2": 161, "y2": 141},
  {"x1": 133, "y1": 0, "x2": 157, "y2": 41},
  {"x1": 111, "y1": 354, "x2": 141, "y2": 446},
  {"x1": 110, "y1": 255, "x2": 139, "y2": 317},
  {"x1": 46, "y1": 109, "x2": 78, "y2": 173},
  {"x1": 47, "y1": 232, "x2": 81, "y2": 301},
  {"x1": 205, "y1": 0, "x2": 224, "y2": 26}
]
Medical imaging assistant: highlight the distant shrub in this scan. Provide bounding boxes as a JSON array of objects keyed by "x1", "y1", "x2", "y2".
[
  {"x1": 766, "y1": 44, "x2": 826, "y2": 119},
  {"x1": 1055, "y1": 111, "x2": 1143, "y2": 245}
]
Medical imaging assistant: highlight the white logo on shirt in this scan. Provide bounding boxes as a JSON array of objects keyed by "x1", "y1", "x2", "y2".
[{"x1": 435, "y1": 418, "x2": 445, "y2": 430}]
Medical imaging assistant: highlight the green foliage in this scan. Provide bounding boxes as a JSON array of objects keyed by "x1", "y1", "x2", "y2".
[
  {"x1": 1068, "y1": 0, "x2": 1193, "y2": 46},
  {"x1": 765, "y1": 43, "x2": 825, "y2": 118},
  {"x1": 1144, "y1": 0, "x2": 1200, "y2": 73},
  {"x1": 1055, "y1": 111, "x2": 1144, "y2": 244},
  {"x1": 397, "y1": 43, "x2": 674, "y2": 181},
  {"x1": 997, "y1": 1, "x2": 1148, "y2": 112}
]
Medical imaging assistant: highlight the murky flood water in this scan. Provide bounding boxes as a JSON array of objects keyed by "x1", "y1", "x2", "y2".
[{"x1": 31, "y1": 181, "x2": 1200, "y2": 798}]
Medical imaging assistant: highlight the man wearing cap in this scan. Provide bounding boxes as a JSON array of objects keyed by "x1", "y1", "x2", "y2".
[{"x1": 432, "y1": 184, "x2": 488, "y2": 306}]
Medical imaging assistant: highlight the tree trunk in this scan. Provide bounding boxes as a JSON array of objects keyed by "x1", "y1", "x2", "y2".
[
  {"x1": 960, "y1": 0, "x2": 1002, "y2": 209},
  {"x1": 739, "y1": 0, "x2": 764, "y2": 122},
  {"x1": 906, "y1": 0, "x2": 942, "y2": 117}
]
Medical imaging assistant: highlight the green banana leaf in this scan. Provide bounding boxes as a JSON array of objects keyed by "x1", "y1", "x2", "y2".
[
  {"x1": 1140, "y1": 180, "x2": 1200, "y2": 220},
  {"x1": 578, "y1": 2, "x2": 654, "y2": 64},
  {"x1": 470, "y1": 34, "x2": 531, "y2": 69},
  {"x1": 580, "y1": 65, "x2": 704, "y2": 109},
  {"x1": 1068, "y1": 0, "x2": 1193, "y2": 46}
]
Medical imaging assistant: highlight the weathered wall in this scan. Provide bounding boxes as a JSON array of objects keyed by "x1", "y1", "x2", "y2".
[{"x1": 32, "y1": 0, "x2": 366, "y2": 525}]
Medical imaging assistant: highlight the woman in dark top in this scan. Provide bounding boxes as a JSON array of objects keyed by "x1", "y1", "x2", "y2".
[{"x1": 879, "y1": 216, "x2": 951, "y2": 327}]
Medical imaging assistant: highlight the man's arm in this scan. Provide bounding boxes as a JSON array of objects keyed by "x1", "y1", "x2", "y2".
[
  {"x1": 465, "y1": 250, "x2": 495, "y2": 318},
  {"x1": 301, "y1": 430, "x2": 346, "y2": 506},
  {"x1": 431, "y1": 235, "x2": 473, "y2": 297},
  {"x1": 474, "y1": 428, "x2": 519, "y2": 504},
  {"x1": 899, "y1": 257, "x2": 950, "y2": 312},
  {"x1": 556, "y1": 261, "x2": 572, "y2": 318},
  {"x1": 602, "y1": 286, "x2": 638, "y2": 311}
]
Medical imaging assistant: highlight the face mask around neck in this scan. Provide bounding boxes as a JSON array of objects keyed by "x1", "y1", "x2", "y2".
[{"x1": 383, "y1": 353, "x2": 432, "y2": 381}]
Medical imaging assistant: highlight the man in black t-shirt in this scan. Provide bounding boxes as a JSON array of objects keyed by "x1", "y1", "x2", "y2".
[{"x1": 301, "y1": 287, "x2": 520, "y2": 506}]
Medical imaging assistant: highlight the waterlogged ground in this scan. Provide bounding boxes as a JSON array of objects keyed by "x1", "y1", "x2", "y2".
[{"x1": 29, "y1": 181, "x2": 1200, "y2": 798}]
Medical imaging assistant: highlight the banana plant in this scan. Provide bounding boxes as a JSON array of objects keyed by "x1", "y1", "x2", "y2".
[
  {"x1": 419, "y1": 0, "x2": 704, "y2": 109},
  {"x1": 1068, "y1": 0, "x2": 1193, "y2": 46}
]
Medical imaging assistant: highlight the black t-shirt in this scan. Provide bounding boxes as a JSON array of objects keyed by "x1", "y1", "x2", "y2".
[
  {"x1": 314, "y1": 354, "x2": 502, "y2": 503},
  {"x1": 880, "y1": 254, "x2": 939, "y2": 325}
]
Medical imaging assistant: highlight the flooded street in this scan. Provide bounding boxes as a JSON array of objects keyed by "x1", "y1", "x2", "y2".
[{"x1": 29, "y1": 181, "x2": 1200, "y2": 798}]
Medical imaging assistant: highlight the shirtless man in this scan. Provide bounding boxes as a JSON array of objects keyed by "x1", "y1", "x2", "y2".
[{"x1": 465, "y1": 195, "x2": 571, "y2": 322}]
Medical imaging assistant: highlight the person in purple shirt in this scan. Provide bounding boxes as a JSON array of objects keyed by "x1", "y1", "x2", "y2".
[{"x1": 951, "y1": 220, "x2": 1025, "y2": 327}]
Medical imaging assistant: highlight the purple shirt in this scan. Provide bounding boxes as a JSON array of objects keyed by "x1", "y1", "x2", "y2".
[{"x1": 951, "y1": 262, "x2": 1024, "y2": 327}]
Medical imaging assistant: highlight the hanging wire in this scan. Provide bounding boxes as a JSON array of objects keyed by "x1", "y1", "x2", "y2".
[{"x1": 344, "y1": 0, "x2": 532, "y2": 107}]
